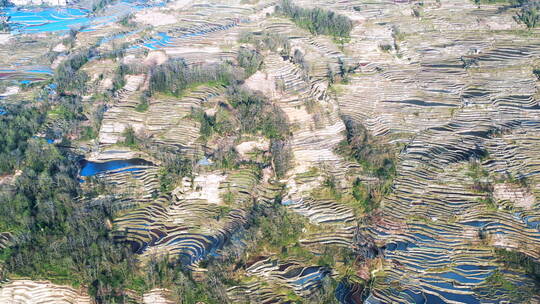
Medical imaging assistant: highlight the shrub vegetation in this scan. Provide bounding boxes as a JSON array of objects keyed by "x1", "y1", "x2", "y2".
[
  {"x1": 276, "y1": 0, "x2": 353, "y2": 38},
  {"x1": 149, "y1": 59, "x2": 239, "y2": 96}
]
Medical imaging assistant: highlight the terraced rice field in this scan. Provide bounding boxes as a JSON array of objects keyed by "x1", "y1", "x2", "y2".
[
  {"x1": 0, "y1": 0, "x2": 539, "y2": 303},
  {"x1": 326, "y1": 0, "x2": 540, "y2": 302},
  {"x1": 0, "y1": 280, "x2": 92, "y2": 304},
  {"x1": 113, "y1": 167, "x2": 262, "y2": 267},
  {"x1": 1, "y1": 0, "x2": 157, "y2": 34}
]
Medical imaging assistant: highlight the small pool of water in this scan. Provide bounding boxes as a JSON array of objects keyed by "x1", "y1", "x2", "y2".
[
  {"x1": 197, "y1": 156, "x2": 212, "y2": 166},
  {"x1": 80, "y1": 158, "x2": 153, "y2": 177},
  {"x1": 281, "y1": 199, "x2": 297, "y2": 206}
]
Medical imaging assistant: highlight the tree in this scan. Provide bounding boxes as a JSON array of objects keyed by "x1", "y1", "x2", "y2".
[
  {"x1": 270, "y1": 139, "x2": 292, "y2": 178},
  {"x1": 237, "y1": 47, "x2": 263, "y2": 76}
]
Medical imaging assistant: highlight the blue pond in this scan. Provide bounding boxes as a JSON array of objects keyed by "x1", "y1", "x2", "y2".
[
  {"x1": 0, "y1": 107, "x2": 6, "y2": 115},
  {"x1": 281, "y1": 200, "x2": 296, "y2": 206},
  {"x1": 80, "y1": 158, "x2": 153, "y2": 177},
  {"x1": 197, "y1": 157, "x2": 212, "y2": 166}
]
